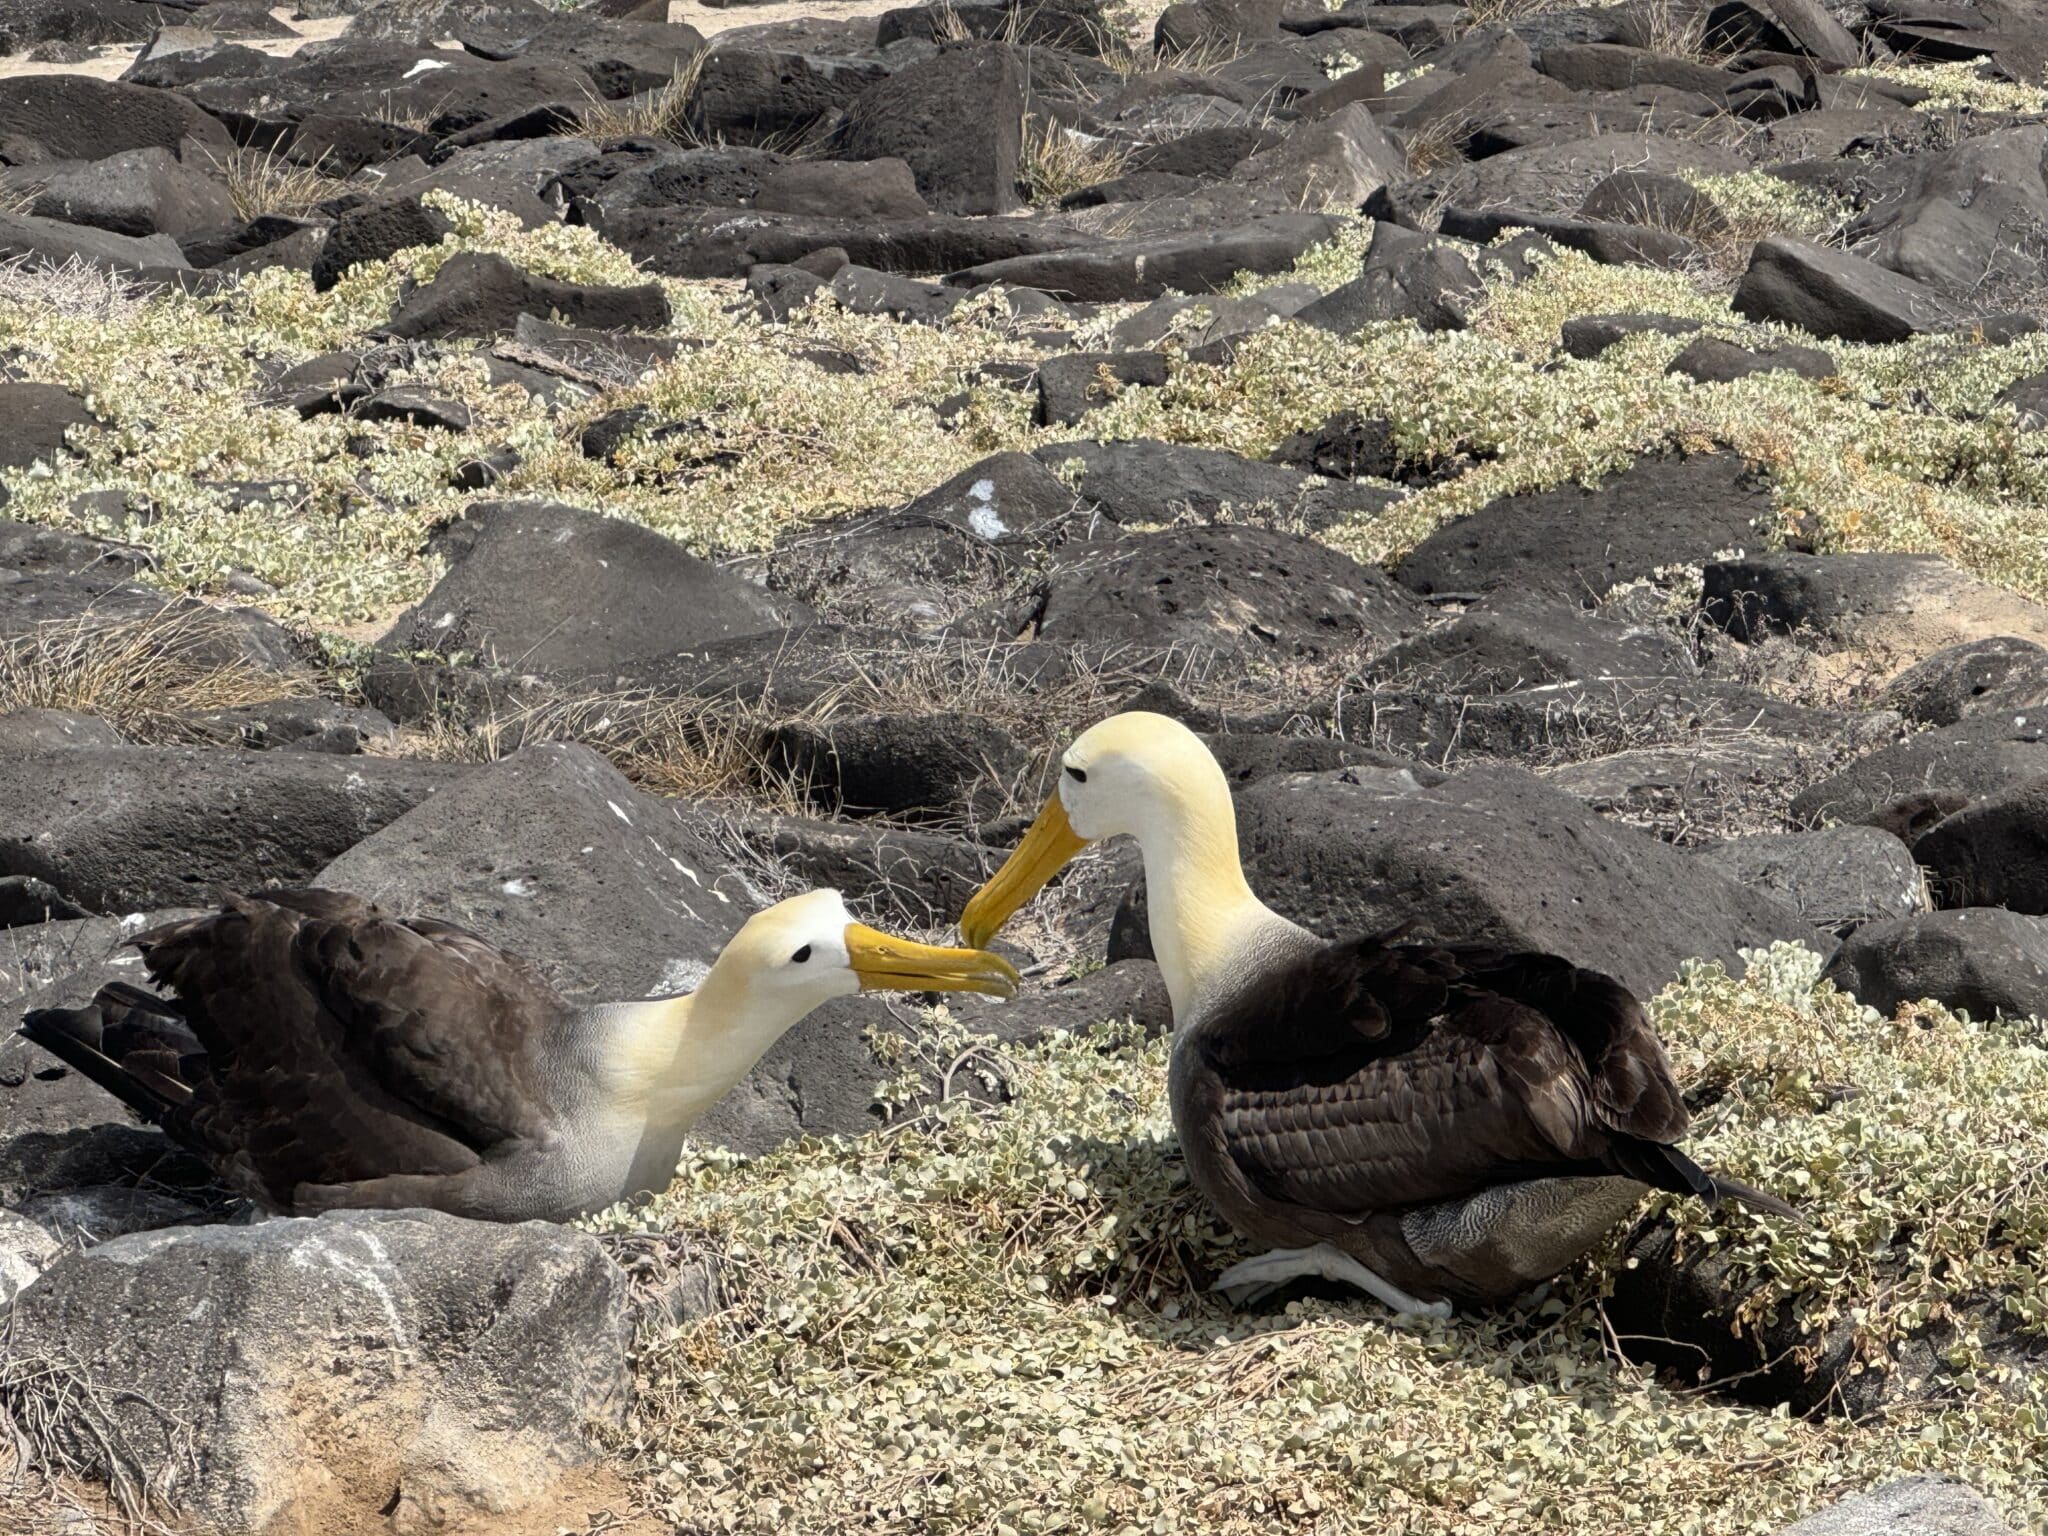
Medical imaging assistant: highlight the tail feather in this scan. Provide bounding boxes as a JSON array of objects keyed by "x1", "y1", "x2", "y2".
[
  {"x1": 1608, "y1": 1138, "x2": 1806, "y2": 1224},
  {"x1": 19, "y1": 994, "x2": 194, "y2": 1126}
]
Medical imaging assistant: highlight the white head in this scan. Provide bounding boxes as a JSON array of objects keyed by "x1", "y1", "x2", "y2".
[
  {"x1": 709, "y1": 888, "x2": 1021, "y2": 1015},
  {"x1": 959, "y1": 712, "x2": 1245, "y2": 951}
]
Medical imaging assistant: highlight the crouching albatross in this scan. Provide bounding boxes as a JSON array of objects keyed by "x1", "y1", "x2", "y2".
[
  {"x1": 958, "y1": 711, "x2": 1797, "y2": 1317},
  {"x1": 21, "y1": 886, "x2": 1017, "y2": 1221}
]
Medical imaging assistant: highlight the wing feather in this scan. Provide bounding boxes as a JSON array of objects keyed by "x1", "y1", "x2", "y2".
[
  {"x1": 1195, "y1": 932, "x2": 1683, "y2": 1219},
  {"x1": 133, "y1": 889, "x2": 564, "y2": 1205}
]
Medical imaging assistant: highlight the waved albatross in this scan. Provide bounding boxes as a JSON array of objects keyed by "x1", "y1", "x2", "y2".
[
  {"x1": 959, "y1": 711, "x2": 1796, "y2": 1317},
  {"x1": 21, "y1": 886, "x2": 1017, "y2": 1221}
]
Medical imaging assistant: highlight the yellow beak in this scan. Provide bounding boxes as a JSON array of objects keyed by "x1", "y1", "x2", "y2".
[
  {"x1": 957, "y1": 791, "x2": 1091, "y2": 950},
  {"x1": 844, "y1": 923, "x2": 1021, "y2": 998}
]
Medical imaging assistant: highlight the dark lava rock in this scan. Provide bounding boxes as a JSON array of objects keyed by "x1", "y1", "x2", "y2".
[
  {"x1": 4, "y1": 1209, "x2": 630, "y2": 1535},
  {"x1": 1111, "y1": 763, "x2": 1824, "y2": 997},
  {"x1": 1790, "y1": 713, "x2": 2048, "y2": 829},
  {"x1": 1032, "y1": 437, "x2": 1401, "y2": 530},
  {"x1": 1666, "y1": 334, "x2": 1837, "y2": 383},
  {"x1": 0, "y1": 748, "x2": 466, "y2": 913},
  {"x1": 1294, "y1": 224, "x2": 1482, "y2": 334},
  {"x1": 0, "y1": 211, "x2": 186, "y2": 276},
  {"x1": 1692, "y1": 825, "x2": 1925, "y2": 937},
  {"x1": 1362, "y1": 596, "x2": 1695, "y2": 693},
  {"x1": 379, "y1": 251, "x2": 670, "y2": 340},
  {"x1": 587, "y1": 204, "x2": 1090, "y2": 281},
  {"x1": 0, "y1": 383, "x2": 100, "y2": 496},
  {"x1": 766, "y1": 711, "x2": 1029, "y2": 820},
  {"x1": 1823, "y1": 908, "x2": 2048, "y2": 1019},
  {"x1": 765, "y1": 452, "x2": 1084, "y2": 627},
  {"x1": 1700, "y1": 552, "x2": 2048, "y2": 657},
  {"x1": 1877, "y1": 638, "x2": 2048, "y2": 727},
  {"x1": 0, "y1": 521, "x2": 299, "y2": 671},
  {"x1": 1914, "y1": 774, "x2": 2048, "y2": 913},
  {"x1": 1395, "y1": 453, "x2": 1769, "y2": 607},
  {"x1": 316, "y1": 742, "x2": 745, "y2": 1003},
  {"x1": 0, "y1": 708, "x2": 127, "y2": 755},
  {"x1": 0, "y1": 74, "x2": 229, "y2": 161},
  {"x1": 755, "y1": 156, "x2": 929, "y2": 219},
  {"x1": 948, "y1": 213, "x2": 1342, "y2": 303},
  {"x1": 172, "y1": 698, "x2": 398, "y2": 755},
  {"x1": 837, "y1": 42, "x2": 1024, "y2": 216},
  {"x1": 727, "y1": 812, "x2": 993, "y2": 928},
  {"x1": 310, "y1": 194, "x2": 451, "y2": 291},
  {"x1": 382, "y1": 499, "x2": 799, "y2": 672},
  {"x1": 1036, "y1": 350, "x2": 1169, "y2": 426},
  {"x1": 1203, "y1": 731, "x2": 1441, "y2": 788},
  {"x1": 1732, "y1": 236, "x2": 1948, "y2": 344},
  {"x1": 29, "y1": 146, "x2": 234, "y2": 242},
  {"x1": 354, "y1": 387, "x2": 473, "y2": 431},
  {"x1": 1559, "y1": 311, "x2": 1704, "y2": 358},
  {"x1": 974, "y1": 523, "x2": 1425, "y2": 662},
  {"x1": 1269, "y1": 411, "x2": 1400, "y2": 480}
]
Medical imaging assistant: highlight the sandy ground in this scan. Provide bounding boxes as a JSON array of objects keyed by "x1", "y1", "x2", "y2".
[{"x1": 0, "y1": 0, "x2": 909, "y2": 81}]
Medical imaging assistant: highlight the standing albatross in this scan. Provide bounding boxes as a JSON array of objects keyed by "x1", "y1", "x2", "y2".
[
  {"x1": 20, "y1": 886, "x2": 1016, "y2": 1222},
  {"x1": 958, "y1": 711, "x2": 1796, "y2": 1317}
]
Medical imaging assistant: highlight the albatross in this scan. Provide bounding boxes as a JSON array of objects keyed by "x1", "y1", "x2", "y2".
[
  {"x1": 21, "y1": 886, "x2": 1017, "y2": 1222},
  {"x1": 958, "y1": 711, "x2": 1796, "y2": 1317}
]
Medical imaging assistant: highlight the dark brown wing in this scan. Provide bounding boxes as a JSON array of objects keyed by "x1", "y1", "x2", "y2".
[
  {"x1": 1437, "y1": 945, "x2": 1689, "y2": 1142},
  {"x1": 130, "y1": 889, "x2": 564, "y2": 1205},
  {"x1": 1195, "y1": 933, "x2": 1686, "y2": 1219}
]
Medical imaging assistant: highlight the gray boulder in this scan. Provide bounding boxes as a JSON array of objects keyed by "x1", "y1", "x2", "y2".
[
  {"x1": 1, "y1": 1210, "x2": 630, "y2": 1534},
  {"x1": 382, "y1": 499, "x2": 800, "y2": 673},
  {"x1": 1913, "y1": 774, "x2": 2048, "y2": 913},
  {"x1": 1790, "y1": 713, "x2": 2048, "y2": 829},
  {"x1": 0, "y1": 748, "x2": 466, "y2": 913},
  {"x1": 29, "y1": 146, "x2": 234, "y2": 242},
  {"x1": 1732, "y1": 236, "x2": 1947, "y2": 344},
  {"x1": 1823, "y1": 908, "x2": 2048, "y2": 1020},
  {"x1": 1395, "y1": 453, "x2": 1769, "y2": 607},
  {"x1": 1692, "y1": 825, "x2": 1925, "y2": 937},
  {"x1": 1773, "y1": 1479, "x2": 2021, "y2": 1536},
  {"x1": 1877, "y1": 638, "x2": 2048, "y2": 727},
  {"x1": 315, "y1": 742, "x2": 748, "y2": 1004}
]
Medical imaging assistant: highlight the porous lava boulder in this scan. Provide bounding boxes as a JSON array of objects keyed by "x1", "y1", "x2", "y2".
[
  {"x1": 2, "y1": 1210, "x2": 631, "y2": 1536},
  {"x1": 379, "y1": 251, "x2": 671, "y2": 340},
  {"x1": 1790, "y1": 713, "x2": 2048, "y2": 829},
  {"x1": 1691, "y1": 825, "x2": 1925, "y2": 938},
  {"x1": 1394, "y1": 454, "x2": 1771, "y2": 606},
  {"x1": 382, "y1": 500, "x2": 798, "y2": 673},
  {"x1": 1701, "y1": 552, "x2": 2048, "y2": 673},
  {"x1": 1822, "y1": 908, "x2": 2048, "y2": 1020},
  {"x1": 0, "y1": 749, "x2": 466, "y2": 913},
  {"x1": 835, "y1": 43, "x2": 1025, "y2": 216},
  {"x1": 316, "y1": 743, "x2": 747, "y2": 1004},
  {"x1": 971, "y1": 523, "x2": 1425, "y2": 663},
  {"x1": 1876, "y1": 638, "x2": 2048, "y2": 727},
  {"x1": 1912, "y1": 775, "x2": 2048, "y2": 913}
]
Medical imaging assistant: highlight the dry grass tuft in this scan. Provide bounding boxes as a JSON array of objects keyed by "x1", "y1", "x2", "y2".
[
  {"x1": 205, "y1": 145, "x2": 350, "y2": 223},
  {"x1": 575, "y1": 51, "x2": 710, "y2": 145},
  {"x1": 1619, "y1": 0, "x2": 1715, "y2": 60},
  {"x1": 1017, "y1": 116, "x2": 1133, "y2": 208},
  {"x1": 0, "y1": 610, "x2": 312, "y2": 742}
]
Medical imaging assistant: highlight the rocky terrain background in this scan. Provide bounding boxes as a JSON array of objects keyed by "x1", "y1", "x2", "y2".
[{"x1": 3, "y1": 0, "x2": 2048, "y2": 1529}]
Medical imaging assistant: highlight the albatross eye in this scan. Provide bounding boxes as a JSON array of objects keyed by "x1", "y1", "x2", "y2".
[
  {"x1": 1065, "y1": 765, "x2": 1087, "y2": 784},
  {"x1": 791, "y1": 944, "x2": 812, "y2": 964}
]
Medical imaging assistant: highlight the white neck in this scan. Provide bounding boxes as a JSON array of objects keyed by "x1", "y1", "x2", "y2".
[
  {"x1": 1127, "y1": 768, "x2": 1285, "y2": 1021},
  {"x1": 609, "y1": 960, "x2": 818, "y2": 1134}
]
